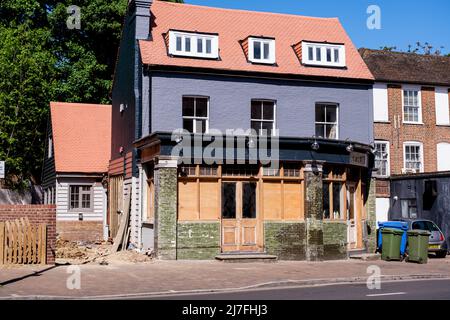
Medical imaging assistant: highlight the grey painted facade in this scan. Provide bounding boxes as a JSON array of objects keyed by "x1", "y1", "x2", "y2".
[
  {"x1": 147, "y1": 72, "x2": 374, "y2": 144},
  {"x1": 111, "y1": 0, "x2": 377, "y2": 259},
  {"x1": 111, "y1": 0, "x2": 151, "y2": 171}
]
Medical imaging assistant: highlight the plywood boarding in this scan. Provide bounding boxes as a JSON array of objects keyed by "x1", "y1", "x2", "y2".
[
  {"x1": 200, "y1": 181, "x2": 219, "y2": 220},
  {"x1": 178, "y1": 181, "x2": 198, "y2": 221},
  {"x1": 263, "y1": 181, "x2": 282, "y2": 220},
  {"x1": 283, "y1": 181, "x2": 303, "y2": 220}
]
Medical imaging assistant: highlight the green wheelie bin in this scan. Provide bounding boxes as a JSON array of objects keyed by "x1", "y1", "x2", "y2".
[
  {"x1": 381, "y1": 228, "x2": 404, "y2": 261},
  {"x1": 406, "y1": 230, "x2": 431, "y2": 264}
]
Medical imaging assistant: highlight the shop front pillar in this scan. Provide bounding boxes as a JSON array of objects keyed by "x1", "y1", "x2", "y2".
[
  {"x1": 154, "y1": 159, "x2": 178, "y2": 260},
  {"x1": 304, "y1": 161, "x2": 324, "y2": 261}
]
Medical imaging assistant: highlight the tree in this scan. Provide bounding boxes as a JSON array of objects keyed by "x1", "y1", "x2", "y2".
[
  {"x1": 0, "y1": 24, "x2": 56, "y2": 187},
  {"x1": 0, "y1": 0, "x2": 128, "y2": 187}
]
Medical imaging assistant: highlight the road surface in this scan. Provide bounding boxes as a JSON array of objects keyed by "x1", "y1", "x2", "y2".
[{"x1": 141, "y1": 279, "x2": 450, "y2": 300}]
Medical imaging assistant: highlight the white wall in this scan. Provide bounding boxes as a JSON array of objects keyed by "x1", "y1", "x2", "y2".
[
  {"x1": 435, "y1": 87, "x2": 450, "y2": 125},
  {"x1": 373, "y1": 83, "x2": 389, "y2": 122},
  {"x1": 375, "y1": 197, "x2": 390, "y2": 228},
  {"x1": 56, "y1": 177, "x2": 105, "y2": 221},
  {"x1": 437, "y1": 143, "x2": 450, "y2": 171}
]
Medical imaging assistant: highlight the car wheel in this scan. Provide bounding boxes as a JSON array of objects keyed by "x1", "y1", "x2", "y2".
[{"x1": 435, "y1": 250, "x2": 447, "y2": 258}]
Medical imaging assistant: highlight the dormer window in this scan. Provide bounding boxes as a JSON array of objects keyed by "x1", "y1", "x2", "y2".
[
  {"x1": 302, "y1": 42, "x2": 346, "y2": 67},
  {"x1": 248, "y1": 37, "x2": 276, "y2": 64},
  {"x1": 168, "y1": 30, "x2": 219, "y2": 59}
]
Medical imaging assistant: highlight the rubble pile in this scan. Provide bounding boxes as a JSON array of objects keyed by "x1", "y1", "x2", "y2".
[{"x1": 56, "y1": 239, "x2": 152, "y2": 265}]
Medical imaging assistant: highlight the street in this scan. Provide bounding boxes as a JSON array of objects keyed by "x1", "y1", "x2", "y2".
[{"x1": 145, "y1": 279, "x2": 450, "y2": 300}]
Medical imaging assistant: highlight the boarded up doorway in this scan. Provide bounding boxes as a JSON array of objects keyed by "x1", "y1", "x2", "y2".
[{"x1": 108, "y1": 175, "x2": 123, "y2": 239}]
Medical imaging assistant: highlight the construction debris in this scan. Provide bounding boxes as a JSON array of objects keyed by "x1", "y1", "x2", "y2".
[
  {"x1": 111, "y1": 189, "x2": 132, "y2": 253},
  {"x1": 56, "y1": 238, "x2": 151, "y2": 266}
]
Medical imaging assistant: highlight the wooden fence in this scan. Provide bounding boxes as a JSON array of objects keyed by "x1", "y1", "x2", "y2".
[{"x1": 0, "y1": 218, "x2": 47, "y2": 265}]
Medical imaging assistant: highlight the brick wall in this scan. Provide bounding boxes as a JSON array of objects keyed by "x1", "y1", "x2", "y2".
[
  {"x1": 375, "y1": 85, "x2": 450, "y2": 176},
  {"x1": 0, "y1": 205, "x2": 56, "y2": 264},
  {"x1": 177, "y1": 222, "x2": 220, "y2": 259},
  {"x1": 57, "y1": 221, "x2": 103, "y2": 243}
]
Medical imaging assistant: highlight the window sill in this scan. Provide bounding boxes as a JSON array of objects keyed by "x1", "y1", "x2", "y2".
[
  {"x1": 374, "y1": 121, "x2": 390, "y2": 124},
  {"x1": 436, "y1": 123, "x2": 450, "y2": 127},
  {"x1": 402, "y1": 122, "x2": 424, "y2": 125}
]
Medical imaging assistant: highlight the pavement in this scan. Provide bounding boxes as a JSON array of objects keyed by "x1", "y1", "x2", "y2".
[{"x1": 1, "y1": 256, "x2": 450, "y2": 299}]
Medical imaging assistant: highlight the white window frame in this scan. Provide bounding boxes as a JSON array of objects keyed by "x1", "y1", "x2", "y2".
[
  {"x1": 69, "y1": 184, "x2": 94, "y2": 212},
  {"x1": 302, "y1": 42, "x2": 346, "y2": 68},
  {"x1": 168, "y1": 31, "x2": 219, "y2": 59},
  {"x1": 374, "y1": 140, "x2": 390, "y2": 177},
  {"x1": 182, "y1": 96, "x2": 210, "y2": 134},
  {"x1": 48, "y1": 136, "x2": 53, "y2": 159},
  {"x1": 315, "y1": 103, "x2": 339, "y2": 140},
  {"x1": 403, "y1": 141, "x2": 424, "y2": 173},
  {"x1": 250, "y1": 99, "x2": 277, "y2": 137},
  {"x1": 248, "y1": 37, "x2": 276, "y2": 64},
  {"x1": 402, "y1": 85, "x2": 422, "y2": 124}
]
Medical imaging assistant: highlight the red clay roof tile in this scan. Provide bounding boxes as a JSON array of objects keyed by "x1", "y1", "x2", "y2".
[
  {"x1": 50, "y1": 102, "x2": 111, "y2": 173},
  {"x1": 139, "y1": 1, "x2": 373, "y2": 81}
]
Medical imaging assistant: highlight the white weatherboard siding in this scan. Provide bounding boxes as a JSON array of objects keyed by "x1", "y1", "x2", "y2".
[
  {"x1": 373, "y1": 83, "x2": 389, "y2": 122},
  {"x1": 56, "y1": 177, "x2": 105, "y2": 221},
  {"x1": 435, "y1": 87, "x2": 450, "y2": 125},
  {"x1": 123, "y1": 177, "x2": 141, "y2": 248},
  {"x1": 437, "y1": 143, "x2": 450, "y2": 171},
  {"x1": 375, "y1": 198, "x2": 390, "y2": 227}
]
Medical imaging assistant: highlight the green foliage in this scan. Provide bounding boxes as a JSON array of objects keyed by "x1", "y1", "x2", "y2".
[
  {"x1": 0, "y1": 0, "x2": 128, "y2": 187},
  {"x1": 0, "y1": 24, "x2": 56, "y2": 187}
]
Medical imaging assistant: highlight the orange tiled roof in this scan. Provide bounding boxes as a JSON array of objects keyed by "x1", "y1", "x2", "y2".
[
  {"x1": 139, "y1": 1, "x2": 373, "y2": 81},
  {"x1": 50, "y1": 102, "x2": 111, "y2": 173}
]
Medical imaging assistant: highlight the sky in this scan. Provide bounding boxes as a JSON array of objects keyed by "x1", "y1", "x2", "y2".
[{"x1": 185, "y1": 0, "x2": 450, "y2": 55}]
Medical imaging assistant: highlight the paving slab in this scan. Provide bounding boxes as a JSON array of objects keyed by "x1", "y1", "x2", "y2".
[{"x1": 0, "y1": 257, "x2": 449, "y2": 299}]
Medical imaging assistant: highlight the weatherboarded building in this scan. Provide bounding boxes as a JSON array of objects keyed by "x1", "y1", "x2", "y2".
[
  {"x1": 42, "y1": 102, "x2": 111, "y2": 242},
  {"x1": 110, "y1": 0, "x2": 376, "y2": 260}
]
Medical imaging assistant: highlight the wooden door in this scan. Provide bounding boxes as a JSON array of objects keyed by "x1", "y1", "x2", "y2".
[
  {"x1": 347, "y1": 183, "x2": 357, "y2": 249},
  {"x1": 108, "y1": 175, "x2": 123, "y2": 239},
  {"x1": 221, "y1": 181, "x2": 260, "y2": 253}
]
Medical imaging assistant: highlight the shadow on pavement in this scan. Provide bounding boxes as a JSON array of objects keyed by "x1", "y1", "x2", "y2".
[{"x1": 0, "y1": 265, "x2": 59, "y2": 287}]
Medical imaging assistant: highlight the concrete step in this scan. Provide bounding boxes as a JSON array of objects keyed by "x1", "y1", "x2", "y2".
[{"x1": 215, "y1": 253, "x2": 278, "y2": 263}]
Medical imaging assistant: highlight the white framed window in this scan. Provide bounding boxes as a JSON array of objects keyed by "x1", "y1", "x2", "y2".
[
  {"x1": 374, "y1": 141, "x2": 390, "y2": 177},
  {"x1": 69, "y1": 185, "x2": 93, "y2": 211},
  {"x1": 182, "y1": 96, "x2": 209, "y2": 134},
  {"x1": 48, "y1": 136, "x2": 53, "y2": 159},
  {"x1": 248, "y1": 37, "x2": 276, "y2": 64},
  {"x1": 315, "y1": 103, "x2": 339, "y2": 139},
  {"x1": 403, "y1": 142, "x2": 423, "y2": 173},
  {"x1": 435, "y1": 87, "x2": 450, "y2": 125},
  {"x1": 402, "y1": 86, "x2": 422, "y2": 123},
  {"x1": 169, "y1": 31, "x2": 219, "y2": 59},
  {"x1": 302, "y1": 42, "x2": 346, "y2": 68},
  {"x1": 250, "y1": 100, "x2": 276, "y2": 136}
]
